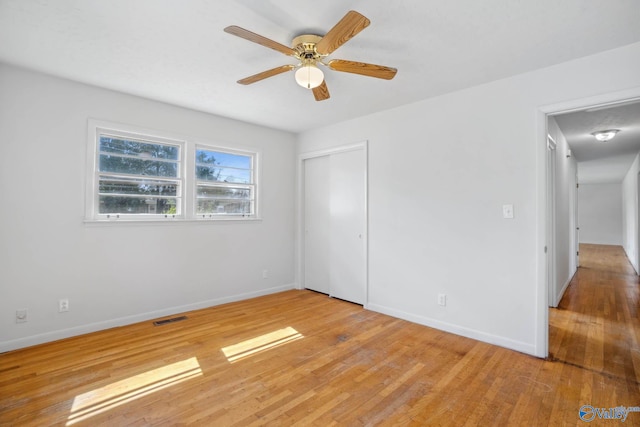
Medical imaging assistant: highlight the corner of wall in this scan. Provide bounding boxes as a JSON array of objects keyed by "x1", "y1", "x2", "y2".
[{"x1": 622, "y1": 151, "x2": 640, "y2": 274}]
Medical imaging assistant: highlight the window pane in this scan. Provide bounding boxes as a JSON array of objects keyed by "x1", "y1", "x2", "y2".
[
  {"x1": 195, "y1": 166, "x2": 250, "y2": 183},
  {"x1": 99, "y1": 177, "x2": 178, "y2": 197},
  {"x1": 196, "y1": 200, "x2": 251, "y2": 215},
  {"x1": 195, "y1": 149, "x2": 251, "y2": 169},
  {"x1": 197, "y1": 186, "x2": 251, "y2": 199},
  {"x1": 100, "y1": 136, "x2": 179, "y2": 160},
  {"x1": 99, "y1": 155, "x2": 178, "y2": 178},
  {"x1": 99, "y1": 196, "x2": 178, "y2": 214}
]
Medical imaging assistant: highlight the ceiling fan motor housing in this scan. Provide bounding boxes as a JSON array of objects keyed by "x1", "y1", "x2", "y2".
[{"x1": 292, "y1": 34, "x2": 324, "y2": 64}]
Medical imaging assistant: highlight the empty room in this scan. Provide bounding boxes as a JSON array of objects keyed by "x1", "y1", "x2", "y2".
[{"x1": 1, "y1": 1, "x2": 640, "y2": 425}]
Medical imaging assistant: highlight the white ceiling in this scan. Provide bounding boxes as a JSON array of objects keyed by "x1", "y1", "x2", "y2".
[
  {"x1": 553, "y1": 100, "x2": 640, "y2": 184},
  {"x1": 1, "y1": 0, "x2": 640, "y2": 133}
]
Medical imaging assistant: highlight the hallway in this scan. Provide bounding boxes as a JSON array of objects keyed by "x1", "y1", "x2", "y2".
[{"x1": 548, "y1": 243, "x2": 640, "y2": 408}]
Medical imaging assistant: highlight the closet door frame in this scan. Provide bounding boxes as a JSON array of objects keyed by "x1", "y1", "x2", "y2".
[{"x1": 297, "y1": 141, "x2": 369, "y2": 307}]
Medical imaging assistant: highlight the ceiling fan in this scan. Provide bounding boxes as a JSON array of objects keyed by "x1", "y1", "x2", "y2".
[{"x1": 224, "y1": 10, "x2": 397, "y2": 101}]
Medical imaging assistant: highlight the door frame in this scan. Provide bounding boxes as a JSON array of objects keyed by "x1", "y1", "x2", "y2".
[
  {"x1": 575, "y1": 172, "x2": 580, "y2": 268},
  {"x1": 296, "y1": 141, "x2": 369, "y2": 307},
  {"x1": 536, "y1": 88, "x2": 640, "y2": 358},
  {"x1": 546, "y1": 134, "x2": 557, "y2": 308},
  {"x1": 636, "y1": 171, "x2": 640, "y2": 275}
]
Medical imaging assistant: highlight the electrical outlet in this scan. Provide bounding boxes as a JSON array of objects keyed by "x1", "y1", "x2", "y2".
[
  {"x1": 59, "y1": 298, "x2": 69, "y2": 313},
  {"x1": 502, "y1": 204, "x2": 514, "y2": 219},
  {"x1": 16, "y1": 309, "x2": 27, "y2": 323},
  {"x1": 262, "y1": 269, "x2": 269, "y2": 279},
  {"x1": 438, "y1": 294, "x2": 447, "y2": 306}
]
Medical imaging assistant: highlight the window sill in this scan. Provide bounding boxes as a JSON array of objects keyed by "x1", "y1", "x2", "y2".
[{"x1": 83, "y1": 217, "x2": 262, "y2": 226}]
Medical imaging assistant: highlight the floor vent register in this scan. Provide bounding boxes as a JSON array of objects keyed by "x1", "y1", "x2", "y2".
[{"x1": 153, "y1": 315, "x2": 188, "y2": 326}]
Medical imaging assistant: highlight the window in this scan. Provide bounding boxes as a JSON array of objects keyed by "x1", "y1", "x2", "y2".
[
  {"x1": 97, "y1": 134, "x2": 182, "y2": 217},
  {"x1": 195, "y1": 148, "x2": 255, "y2": 217},
  {"x1": 86, "y1": 120, "x2": 259, "y2": 221}
]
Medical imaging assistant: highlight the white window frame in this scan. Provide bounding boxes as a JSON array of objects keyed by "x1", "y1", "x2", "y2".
[
  {"x1": 193, "y1": 144, "x2": 258, "y2": 219},
  {"x1": 85, "y1": 119, "x2": 260, "y2": 222}
]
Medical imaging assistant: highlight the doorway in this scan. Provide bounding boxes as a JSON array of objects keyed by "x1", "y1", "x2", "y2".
[{"x1": 539, "y1": 91, "x2": 640, "y2": 357}]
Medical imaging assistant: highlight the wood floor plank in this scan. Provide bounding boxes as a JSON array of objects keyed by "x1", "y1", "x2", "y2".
[{"x1": 1, "y1": 244, "x2": 639, "y2": 425}]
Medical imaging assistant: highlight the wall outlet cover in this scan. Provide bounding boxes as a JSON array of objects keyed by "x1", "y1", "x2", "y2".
[
  {"x1": 502, "y1": 204, "x2": 514, "y2": 219},
  {"x1": 16, "y1": 309, "x2": 27, "y2": 323},
  {"x1": 438, "y1": 294, "x2": 447, "y2": 306}
]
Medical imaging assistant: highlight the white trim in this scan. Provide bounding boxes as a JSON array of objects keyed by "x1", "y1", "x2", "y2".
[
  {"x1": 368, "y1": 303, "x2": 536, "y2": 356},
  {"x1": 636, "y1": 171, "x2": 640, "y2": 276},
  {"x1": 546, "y1": 95, "x2": 640, "y2": 117},
  {"x1": 193, "y1": 144, "x2": 259, "y2": 219},
  {"x1": 623, "y1": 245, "x2": 640, "y2": 275},
  {"x1": 536, "y1": 85, "x2": 640, "y2": 358},
  {"x1": 296, "y1": 141, "x2": 369, "y2": 307},
  {"x1": 535, "y1": 109, "x2": 550, "y2": 358},
  {"x1": 83, "y1": 217, "x2": 263, "y2": 226},
  {"x1": 190, "y1": 141, "x2": 263, "y2": 220},
  {"x1": 0, "y1": 284, "x2": 295, "y2": 353},
  {"x1": 87, "y1": 119, "x2": 188, "y2": 220},
  {"x1": 546, "y1": 134, "x2": 557, "y2": 310},
  {"x1": 552, "y1": 272, "x2": 575, "y2": 308},
  {"x1": 299, "y1": 142, "x2": 367, "y2": 160}
]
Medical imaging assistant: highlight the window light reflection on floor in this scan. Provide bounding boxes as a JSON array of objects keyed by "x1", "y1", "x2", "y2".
[
  {"x1": 66, "y1": 357, "x2": 202, "y2": 425},
  {"x1": 222, "y1": 326, "x2": 304, "y2": 363}
]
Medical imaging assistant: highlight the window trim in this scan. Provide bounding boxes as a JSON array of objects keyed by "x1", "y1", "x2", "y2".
[
  {"x1": 85, "y1": 119, "x2": 261, "y2": 223},
  {"x1": 193, "y1": 144, "x2": 257, "y2": 219}
]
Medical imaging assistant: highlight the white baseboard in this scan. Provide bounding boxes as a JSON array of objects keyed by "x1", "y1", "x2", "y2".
[
  {"x1": 552, "y1": 271, "x2": 575, "y2": 308},
  {"x1": 622, "y1": 246, "x2": 640, "y2": 275},
  {"x1": 367, "y1": 303, "x2": 536, "y2": 356},
  {"x1": 0, "y1": 284, "x2": 295, "y2": 353}
]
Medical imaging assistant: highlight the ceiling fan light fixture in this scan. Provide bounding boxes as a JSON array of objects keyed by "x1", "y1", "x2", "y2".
[
  {"x1": 591, "y1": 129, "x2": 620, "y2": 142},
  {"x1": 295, "y1": 64, "x2": 324, "y2": 89},
  {"x1": 225, "y1": 11, "x2": 395, "y2": 101}
]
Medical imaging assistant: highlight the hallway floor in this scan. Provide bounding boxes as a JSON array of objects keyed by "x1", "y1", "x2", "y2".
[{"x1": 548, "y1": 243, "x2": 640, "y2": 419}]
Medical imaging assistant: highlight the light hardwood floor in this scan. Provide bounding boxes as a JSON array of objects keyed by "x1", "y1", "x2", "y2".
[{"x1": 1, "y1": 244, "x2": 639, "y2": 426}]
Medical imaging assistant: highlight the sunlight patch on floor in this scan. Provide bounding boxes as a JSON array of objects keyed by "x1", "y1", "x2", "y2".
[
  {"x1": 222, "y1": 326, "x2": 304, "y2": 363},
  {"x1": 66, "y1": 357, "x2": 202, "y2": 425}
]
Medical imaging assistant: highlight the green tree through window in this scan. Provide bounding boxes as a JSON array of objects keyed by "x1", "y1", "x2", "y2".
[
  {"x1": 88, "y1": 121, "x2": 259, "y2": 220},
  {"x1": 195, "y1": 148, "x2": 254, "y2": 216},
  {"x1": 98, "y1": 136, "x2": 180, "y2": 215}
]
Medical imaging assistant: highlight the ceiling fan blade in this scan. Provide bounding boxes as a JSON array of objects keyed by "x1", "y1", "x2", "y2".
[
  {"x1": 237, "y1": 65, "x2": 295, "y2": 85},
  {"x1": 312, "y1": 80, "x2": 330, "y2": 101},
  {"x1": 224, "y1": 25, "x2": 296, "y2": 56},
  {"x1": 315, "y1": 11, "x2": 370, "y2": 55},
  {"x1": 328, "y1": 59, "x2": 397, "y2": 80}
]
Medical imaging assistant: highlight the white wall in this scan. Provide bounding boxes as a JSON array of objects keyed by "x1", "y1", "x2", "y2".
[
  {"x1": 547, "y1": 117, "x2": 578, "y2": 306},
  {"x1": 622, "y1": 152, "x2": 640, "y2": 273},
  {"x1": 4, "y1": 42, "x2": 640, "y2": 356},
  {"x1": 297, "y1": 41, "x2": 640, "y2": 356},
  {"x1": 0, "y1": 64, "x2": 296, "y2": 352},
  {"x1": 577, "y1": 183, "x2": 623, "y2": 245}
]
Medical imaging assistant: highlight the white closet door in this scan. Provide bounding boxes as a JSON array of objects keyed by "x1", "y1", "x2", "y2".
[
  {"x1": 328, "y1": 149, "x2": 366, "y2": 304},
  {"x1": 304, "y1": 155, "x2": 330, "y2": 294}
]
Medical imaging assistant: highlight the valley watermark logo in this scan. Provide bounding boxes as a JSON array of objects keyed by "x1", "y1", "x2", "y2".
[{"x1": 579, "y1": 405, "x2": 640, "y2": 423}]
